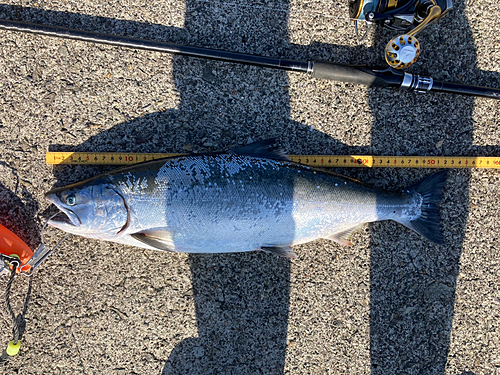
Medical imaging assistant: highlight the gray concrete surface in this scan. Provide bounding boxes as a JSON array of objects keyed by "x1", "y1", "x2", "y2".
[{"x1": 0, "y1": 0, "x2": 499, "y2": 374}]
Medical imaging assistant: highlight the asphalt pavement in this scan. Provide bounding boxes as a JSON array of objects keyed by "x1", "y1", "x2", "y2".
[{"x1": 0, "y1": 0, "x2": 499, "y2": 374}]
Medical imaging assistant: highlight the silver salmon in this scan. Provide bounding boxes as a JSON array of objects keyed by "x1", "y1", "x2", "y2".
[{"x1": 45, "y1": 140, "x2": 447, "y2": 258}]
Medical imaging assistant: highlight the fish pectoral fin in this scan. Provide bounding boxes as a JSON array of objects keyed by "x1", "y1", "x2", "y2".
[
  {"x1": 325, "y1": 225, "x2": 364, "y2": 246},
  {"x1": 260, "y1": 245, "x2": 297, "y2": 259},
  {"x1": 130, "y1": 231, "x2": 176, "y2": 252}
]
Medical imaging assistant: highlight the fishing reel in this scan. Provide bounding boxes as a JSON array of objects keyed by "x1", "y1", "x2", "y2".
[{"x1": 349, "y1": 0, "x2": 453, "y2": 69}]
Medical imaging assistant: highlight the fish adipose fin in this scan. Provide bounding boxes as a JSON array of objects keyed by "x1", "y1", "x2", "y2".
[
  {"x1": 261, "y1": 245, "x2": 297, "y2": 259},
  {"x1": 400, "y1": 170, "x2": 448, "y2": 245},
  {"x1": 325, "y1": 224, "x2": 364, "y2": 246},
  {"x1": 231, "y1": 139, "x2": 291, "y2": 162},
  {"x1": 130, "y1": 230, "x2": 176, "y2": 252}
]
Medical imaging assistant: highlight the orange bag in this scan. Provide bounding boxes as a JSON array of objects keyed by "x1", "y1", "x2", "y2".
[{"x1": 0, "y1": 224, "x2": 33, "y2": 273}]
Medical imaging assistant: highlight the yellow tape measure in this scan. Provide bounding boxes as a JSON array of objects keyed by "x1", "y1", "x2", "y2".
[{"x1": 45, "y1": 152, "x2": 500, "y2": 169}]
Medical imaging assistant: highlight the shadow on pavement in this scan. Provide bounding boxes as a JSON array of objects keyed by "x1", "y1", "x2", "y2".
[
  {"x1": 1, "y1": 2, "x2": 499, "y2": 374},
  {"x1": 368, "y1": 1, "x2": 499, "y2": 373},
  {"x1": 0, "y1": 161, "x2": 41, "y2": 250}
]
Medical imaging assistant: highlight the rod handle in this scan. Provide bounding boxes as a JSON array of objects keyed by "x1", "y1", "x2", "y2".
[{"x1": 310, "y1": 61, "x2": 402, "y2": 88}]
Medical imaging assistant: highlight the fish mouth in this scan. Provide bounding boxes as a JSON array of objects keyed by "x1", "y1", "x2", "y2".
[
  {"x1": 45, "y1": 193, "x2": 81, "y2": 229},
  {"x1": 49, "y1": 211, "x2": 77, "y2": 225}
]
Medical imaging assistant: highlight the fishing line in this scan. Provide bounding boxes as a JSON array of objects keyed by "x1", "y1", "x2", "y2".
[
  {"x1": 21, "y1": 213, "x2": 70, "y2": 275},
  {"x1": 0, "y1": 211, "x2": 69, "y2": 365},
  {"x1": 0, "y1": 257, "x2": 33, "y2": 365},
  {"x1": 46, "y1": 152, "x2": 500, "y2": 169},
  {"x1": 0, "y1": 215, "x2": 69, "y2": 365}
]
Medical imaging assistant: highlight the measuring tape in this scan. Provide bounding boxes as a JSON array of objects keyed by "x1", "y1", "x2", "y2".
[{"x1": 46, "y1": 152, "x2": 500, "y2": 169}]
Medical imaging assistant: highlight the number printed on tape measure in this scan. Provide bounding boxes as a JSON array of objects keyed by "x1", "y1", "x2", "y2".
[
  {"x1": 47, "y1": 152, "x2": 181, "y2": 165},
  {"x1": 45, "y1": 152, "x2": 500, "y2": 169},
  {"x1": 288, "y1": 155, "x2": 500, "y2": 169}
]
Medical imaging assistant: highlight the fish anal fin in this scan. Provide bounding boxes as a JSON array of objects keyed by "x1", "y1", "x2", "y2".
[
  {"x1": 328, "y1": 235, "x2": 352, "y2": 247},
  {"x1": 325, "y1": 225, "x2": 364, "y2": 246},
  {"x1": 131, "y1": 230, "x2": 176, "y2": 252},
  {"x1": 261, "y1": 245, "x2": 297, "y2": 259}
]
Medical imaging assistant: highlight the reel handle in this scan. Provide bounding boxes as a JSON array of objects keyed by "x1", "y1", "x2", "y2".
[
  {"x1": 385, "y1": 4, "x2": 442, "y2": 69},
  {"x1": 407, "y1": 4, "x2": 442, "y2": 37}
]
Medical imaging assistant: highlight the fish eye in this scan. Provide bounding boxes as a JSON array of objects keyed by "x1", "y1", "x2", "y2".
[{"x1": 66, "y1": 195, "x2": 76, "y2": 206}]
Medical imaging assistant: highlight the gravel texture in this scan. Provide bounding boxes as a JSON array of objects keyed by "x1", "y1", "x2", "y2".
[{"x1": 0, "y1": 0, "x2": 499, "y2": 374}]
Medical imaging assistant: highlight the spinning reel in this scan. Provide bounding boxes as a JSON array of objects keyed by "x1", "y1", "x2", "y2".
[{"x1": 349, "y1": 0, "x2": 453, "y2": 69}]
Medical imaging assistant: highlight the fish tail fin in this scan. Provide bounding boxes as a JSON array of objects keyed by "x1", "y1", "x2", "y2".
[{"x1": 399, "y1": 170, "x2": 448, "y2": 244}]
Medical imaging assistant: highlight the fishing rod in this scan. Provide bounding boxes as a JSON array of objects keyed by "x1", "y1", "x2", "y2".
[{"x1": 0, "y1": 18, "x2": 499, "y2": 99}]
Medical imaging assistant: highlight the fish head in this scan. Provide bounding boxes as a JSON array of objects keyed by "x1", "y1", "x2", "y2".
[{"x1": 45, "y1": 179, "x2": 128, "y2": 238}]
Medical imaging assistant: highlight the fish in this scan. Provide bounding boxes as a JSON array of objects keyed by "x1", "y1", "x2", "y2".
[{"x1": 45, "y1": 140, "x2": 447, "y2": 258}]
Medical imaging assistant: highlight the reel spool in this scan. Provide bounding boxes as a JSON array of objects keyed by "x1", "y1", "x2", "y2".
[
  {"x1": 385, "y1": 34, "x2": 420, "y2": 69},
  {"x1": 349, "y1": 0, "x2": 453, "y2": 69}
]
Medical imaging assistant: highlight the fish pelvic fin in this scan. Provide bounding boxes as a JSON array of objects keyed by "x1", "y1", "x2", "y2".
[
  {"x1": 400, "y1": 170, "x2": 448, "y2": 245},
  {"x1": 324, "y1": 224, "x2": 364, "y2": 246},
  {"x1": 130, "y1": 230, "x2": 176, "y2": 252},
  {"x1": 260, "y1": 245, "x2": 297, "y2": 259}
]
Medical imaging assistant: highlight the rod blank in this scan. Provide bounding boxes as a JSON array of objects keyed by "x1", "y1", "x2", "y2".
[{"x1": 0, "y1": 19, "x2": 309, "y2": 72}]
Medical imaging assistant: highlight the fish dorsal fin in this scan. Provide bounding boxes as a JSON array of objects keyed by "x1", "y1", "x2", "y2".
[
  {"x1": 261, "y1": 245, "x2": 297, "y2": 259},
  {"x1": 325, "y1": 225, "x2": 364, "y2": 246},
  {"x1": 230, "y1": 139, "x2": 290, "y2": 162},
  {"x1": 130, "y1": 230, "x2": 176, "y2": 252}
]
